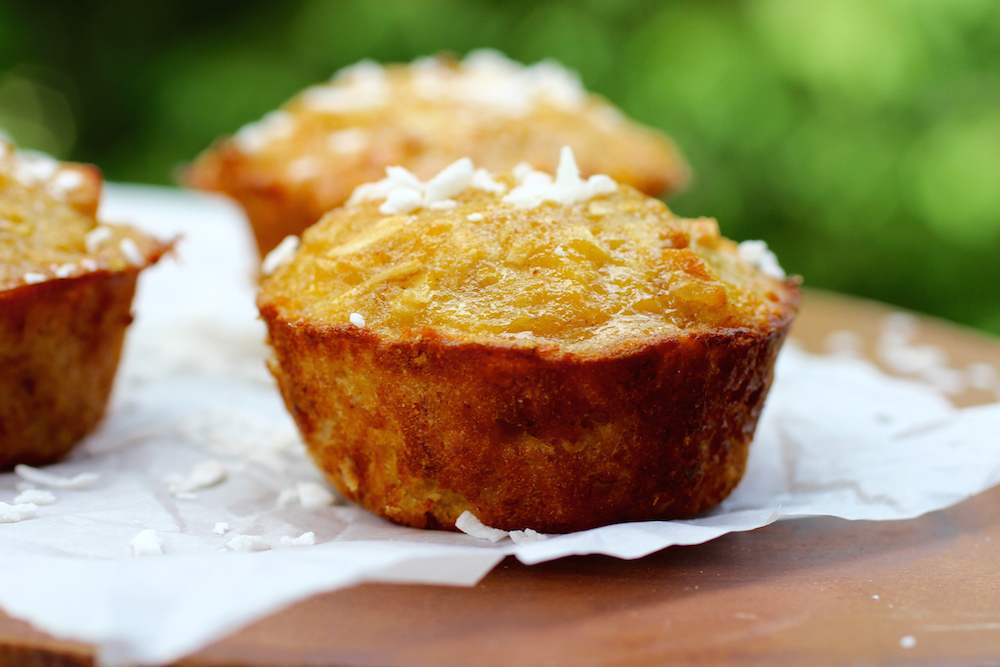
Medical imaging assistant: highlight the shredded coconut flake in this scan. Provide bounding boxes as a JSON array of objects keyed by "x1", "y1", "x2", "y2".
[
  {"x1": 737, "y1": 240, "x2": 786, "y2": 280},
  {"x1": 13, "y1": 151, "x2": 59, "y2": 185},
  {"x1": 297, "y1": 481, "x2": 335, "y2": 509},
  {"x1": 899, "y1": 635, "x2": 917, "y2": 649},
  {"x1": 85, "y1": 226, "x2": 113, "y2": 253},
  {"x1": 966, "y1": 362, "x2": 998, "y2": 391},
  {"x1": 327, "y1": 128, "x2": 369, "y2": 154},
  {"x1": 280, "y1": 532, "x2": 316, "y2": 547},
  {"x1": 276, "y1": 487, "x2": 300, "y2": 507},
  {"x1": 455, "y1": 511, "x2": 509, "y2": 542},
  {"x1": 23, "y1": 272, "x2": 46, "y2": 284},
  {"x1": 261, "y1": 235, "x2": 300, "y2": 276},
  {"x1": 130, "y1": 529, "x2": 164, "y2": 556},
  {"x1": 509, "y1": 528, "x2": 548, "y2": 545},
  {"x1": 424, "y1": 157, "x2": 474, "y2": 203},
  {"x1": 286, "y1": 155, "x2": 320, "y2": 182},
  {"x1": 234, "y1": 110, "x2": 296, "y2": 154},
  {"x1": 80, "y1": 258, "x2": 98, "y2": 272},
  {"x1": 227, "y1": 535, "x2": 271, "y2": 552},
  {"x1": 0, "y1": 502, "x2": 37, "y2": 523},
  {"x1": 466, "y1": 212, "x2": 484, "y2": 222},
  {"x1": 351, "y1": 158, "x2": 476, "y2": 215},
  {"x1": 303, "y1": 61, "x2": 388, "y2": 113},
  {"x1": 54, "y1": 263, "x2": 75, "y2": 279},
  {"x1": 471, "y1": 168, "x2": 506, "y2": 194},
  {"x1": 48, "y1": 169, "x2": 85, "y2": 197},
  {"x1": 379, "y1": 187, "x2": 423, "y2": 215},
  {"x1": 119, "y1": 237, "x2": 145, "y2": 267},
  {"x1": 351, "y1": 150, "x2": 614, "y2": 216},
  {"x1": 213, "y1": 522, "x2": 229, "y2": 535},
  {"x1": 349, "y1": 312, "x2": 366, "y2": 328},
  {"x1": 276, "y1": 481, "x2": 337, "y2": 509},
  {"x1": 14, "y1": 465, "x2": 98, "y2": 490},
  {"x1": 164, "y1": 460, "x2": 227, "y2": 497},
  {"x1": 410, "y1": 50, "x2": 585, "y2": 117},
  {"x1": 502, "y1": 146, "x2": 617, "y2": 209},
  {"x1": 14, "y1": 489, "x2": 55, "y2": 506}
]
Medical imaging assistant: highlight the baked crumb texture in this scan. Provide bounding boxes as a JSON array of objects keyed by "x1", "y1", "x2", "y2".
[
  {"x1": 188, "y1": 50, "x2": 689, "y2": 256},
  {"x1": 260, "y1": 153, "x2": 799, "y2": 533},
  {"x1": 0, "y1": 140, "x2": 170, "y2": 468}
]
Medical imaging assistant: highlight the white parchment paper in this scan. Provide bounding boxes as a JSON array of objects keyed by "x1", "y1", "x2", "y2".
[{"x1": 1, "y1": 184, "x2": 999, "y2": 666}]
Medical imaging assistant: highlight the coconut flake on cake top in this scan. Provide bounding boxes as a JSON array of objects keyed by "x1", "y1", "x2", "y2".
[
  {"x1": 738, "y1": 240, "x2": 786, "y2": 280},
  {"x1": 347, "y1": 147, "x2": 617, "y2": 215},
  {"x1": 502, "y1": 146, "x2": 617, "y2": 208},
  {"x1": 301, "y1": 60, "x2": 389, "y2": 113},
  {"x1": 0, "y1": 140, "x2": 88, "y2": 200},
  {"x1": 234, "y1": 110, "x2": 297, "y2": 154},
  {"x1": 410, "y1": 49, "x2": 585, "y2": 117},
  {"x1": 347, "y1": 157, "x2": 475, "y2": 215}
]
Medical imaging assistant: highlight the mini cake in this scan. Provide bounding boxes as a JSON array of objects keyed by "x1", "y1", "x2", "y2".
[
  {"x1": 0, "y1": 141, "x2": 170, "y2": 468},
  {"x1": 188, "y1": 50, "x2": 689, "y2": 256},
  {"x1": 258, "y1": 148, "x2": 798, "y2": 534}
]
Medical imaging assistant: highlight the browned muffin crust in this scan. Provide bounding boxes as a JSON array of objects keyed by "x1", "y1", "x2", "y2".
[
  {"x1": 188, "y1": 51, "x2": 689, "y2": 256},
  {"x1": 0, "y1": 142, "x2": 170, "y2": 468},
  {"x1": 259, "y1": 158, "x2": 798, "y2": 533}
]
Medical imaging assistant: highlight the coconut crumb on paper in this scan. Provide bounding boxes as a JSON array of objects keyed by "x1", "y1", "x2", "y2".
[
  {"x1": 212, "y1": 522, "x2": 229, "y2": 535},
  {"x1": 276, "y1": 487, "x2": 299, "y2": 507},
  {"x1": 509, "y1": 528, "x2": 548, "y2": 545},
  {"x1": 875, "y1": 312, "x2": 1000, "y2": 397},
  {"x1": 13, "y1": 489, "x2": 55, "y2": 506},
  {"x1": 14, "y1": 465, "x2": 99, "y2": 490},
  {"x1": 176, "y1": 411, "x2": 304, "y2": 474},
  {"x1": 0, "y1": 502, "x2": 37, "y2": 523},
  {"x1": 277, "y1": 481, "x2": 337, "y2": 509},
  {"x1": 164, "y1": 460, "x2": 227, "y2": 498},
  {"x1": 130, "y1": 529, "x2": 164, "y2": 557},
  {"x1": 455, "y1": 511, "x2": 508, "y2": 543},
  {"x1": 298, "y1": 481, "x2": 336, "y2": 509},
  {"x1": 279, "y1": 532, "x2": 316, "y2": 547},
  {"x1": 227, "y1": 535, "x2": 271, "y2": 552}
]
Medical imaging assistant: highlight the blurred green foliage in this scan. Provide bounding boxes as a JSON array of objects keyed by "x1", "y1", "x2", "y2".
[{"x1": 2, "y1": 0, "x2": 1000, "y2": 333}]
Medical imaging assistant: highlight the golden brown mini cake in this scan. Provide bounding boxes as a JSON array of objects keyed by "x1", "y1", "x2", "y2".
[
  {"x1": 258, "y1": 149, "x2": 798, "y2": 534},
  {"x1": 0, "y1": 141, "x2": 170, "y2": 468},
  {"x1": 188, "y1": 50, "x2": 689, "y2": 256}
]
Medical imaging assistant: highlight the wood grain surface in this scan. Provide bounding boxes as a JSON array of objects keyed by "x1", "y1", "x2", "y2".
[{"x1": 3, "y1": 289, "x2": 999, "y2": 667}]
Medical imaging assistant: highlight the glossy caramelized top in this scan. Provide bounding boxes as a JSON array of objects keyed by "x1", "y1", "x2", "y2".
[{"x1": 260, "y1": 157, "x2": 797, "y2": 357}]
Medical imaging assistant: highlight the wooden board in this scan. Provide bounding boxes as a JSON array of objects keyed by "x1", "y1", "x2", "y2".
[{"x1": 3, "y1": 289, "x2": 999, "y2": 667}]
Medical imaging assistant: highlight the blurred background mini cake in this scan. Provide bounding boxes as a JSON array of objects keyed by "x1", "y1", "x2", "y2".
[
  {"x1": 187, "y1": 51, "x2": 689, "y2": 256},
  {"x1": 258, "y1": 148, "x2": 798, "y2": 533},
  {"x1": 0, "y1": 140, "x2": 170, "y2": 468}
]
